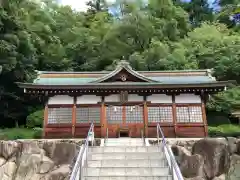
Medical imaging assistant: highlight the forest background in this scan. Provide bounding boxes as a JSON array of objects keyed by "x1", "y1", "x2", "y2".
[{"x1": 0, "y1": 0, "x2": 240, "y2": 139}]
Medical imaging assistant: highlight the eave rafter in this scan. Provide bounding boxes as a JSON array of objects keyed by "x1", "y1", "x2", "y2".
[{"x1": 23, "y1": 86, "x2": 226, "y2": 96}]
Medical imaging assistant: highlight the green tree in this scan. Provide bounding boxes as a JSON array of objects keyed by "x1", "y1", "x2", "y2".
[
  {"x1": 99, "y1": 0, "x2": 191, "y2": 70},
  {"x1": 177, "y1": 23, "x2": 240, "y2": 113},
  {"x1": 173, "y1": 0, "x2": 214, "y2": 27},
  {"x1": 0, "y1": 0, "x2": 37, "y2": 127},
  {"x1": 207, "y1": 87, "x2": 240, "y2": 113},
  {"x1": 215, "y1": 0, "x2": 240, "y2": 30},
  {"x1": 0, "y1": 0, "x2": 239, "y2": 127}
]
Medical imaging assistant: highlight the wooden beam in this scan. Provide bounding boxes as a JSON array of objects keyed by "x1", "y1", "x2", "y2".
[
  {"x1": 123, "y1": 106, "x2": 126, "y2": 125},
  {"x1": 143, "y1": 101, "x2": 148, "y2": 137},
  {"x1": 172, "y1": 94, "x2": 177, "y2": 137},
  {"x1": 101, "y1": 102, "x2": 106, "y2": 137},
  {"x1": 201, "y1": 92, "x2": 208, "y2": 136},
  {"x1": 43, "y1": 103, "x2": 48, "y2": 138},
  {"x1": 72, "y1": 97, "x2": 77, "y2": 137}
]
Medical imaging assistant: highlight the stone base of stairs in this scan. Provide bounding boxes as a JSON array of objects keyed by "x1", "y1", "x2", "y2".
[
  {"x1": 83, "y1": 138, "x2": 172, "y2": 180},
  {"x1": 84, "y1": 176, "x2": 173, "y2": 180}
]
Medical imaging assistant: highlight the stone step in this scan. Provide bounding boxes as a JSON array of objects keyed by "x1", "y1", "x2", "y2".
[
  {"x1": 88, "y1": 152, "x2": 165, "y2": 160},
  {"x1": 105, "y1": 139, "x2": 143, "y2": 144},
  {"x1": 105, "y1": 140, "x2": 143, "y2": 143},
  {"x1": 84, "y1": 167, "x2": 170, "y2": 176},
  {"x1": 89, "y1": 146, "x2": 160, "y2": 153},
  {"x1": 105, "y1": 144, "x2": 144, "y2": 147},
  {"x1": 106, "y1": 138, "x2": 142, "y2": 141},
  {"x1": 105, "y1": 141, "x2": 144, "y2": 144},
  {"x1": 83, "y1": 176, "x2": 173, "y2": 180},
  {"x1": 87, "y1": 159, "x2": 168, "y2": 168},
  {"x1": 104, "y1": 143, "x2": 144, "y2": 146}
]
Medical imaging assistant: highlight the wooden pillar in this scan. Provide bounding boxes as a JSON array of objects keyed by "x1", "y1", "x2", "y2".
[
  {"x1": 122, "y1": 106, "x2": 126, "y2": 125},
  {"x1": 143, "y1": 97, "x2": 148, "y2": 137},
  {"x1": 72, "y1": 97, "x2": 77, "y2": 138},
  {"x1": 201, "y1": 93, "x2": 208, "y2": 136},
  {"x1": 172, "y1": 94, "x2": 177, "y2": 137},
  {"x1": 100, "y1": 97, "x2": 106, "y2": 138},
  {"x1": 43, "y1": 103, "x2": 48, "y2": 138}
]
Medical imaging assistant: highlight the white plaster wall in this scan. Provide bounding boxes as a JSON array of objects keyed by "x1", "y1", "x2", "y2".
[
  {"x1": 128, "y1": 94, "x2": 143, "y2": 102},
  {"x1": 76, "y1": 95, "x2": 101, "y2": 104},
  {"x1": 48, "y1": 95, "x2": 73, "y2": 104},
  {"x1": 147, "y1": 94, "x2": 172, "y2": 103},
  {"x1": 175, "y1": 94, "x2": 201, "y2": 103},
  {"x1": 105, "y1": 94, "x2": 119, "y2": 102}
]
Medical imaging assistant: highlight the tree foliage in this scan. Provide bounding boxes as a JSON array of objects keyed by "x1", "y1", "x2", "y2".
[{"x1": 0, "y1": 0, "x2": 239, "y2": 127}]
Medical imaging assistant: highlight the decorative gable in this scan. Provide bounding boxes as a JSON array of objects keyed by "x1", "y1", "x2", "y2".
[{"x1": 91, "y1": 60, "x2": 157, "y2": 83}]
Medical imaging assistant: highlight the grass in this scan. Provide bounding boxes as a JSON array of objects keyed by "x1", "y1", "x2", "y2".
[
  {"x1": 208, "y1": 124, "x2": 240, "y2": 137},
  {"x1": 0, "y1": 127, "x2": 42, "y2": 140}
]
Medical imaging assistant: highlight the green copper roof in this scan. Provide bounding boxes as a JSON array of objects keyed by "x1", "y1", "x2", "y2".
[
  {"x1": 33, "y1": 76, "x2": 215, "y2": 85},
  {"x1": 33, "y1": 77, "x2": 96, "y2": 85},
  {"x1": 31, "y1": 61, "x2": 217, "y2": 86}
]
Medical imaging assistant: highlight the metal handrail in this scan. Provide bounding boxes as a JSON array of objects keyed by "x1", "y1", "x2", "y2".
[
  {"x1": 157, "y1": 123, "x2": 184, "y2": 180},
  {"x1": 70, "y1": 122, "x2": 94, "y2": 180}
]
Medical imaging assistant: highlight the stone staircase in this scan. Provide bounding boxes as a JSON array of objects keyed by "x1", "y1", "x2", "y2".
[{"x1": 83, "y1": 138, "x2": 173, "y2": 180}]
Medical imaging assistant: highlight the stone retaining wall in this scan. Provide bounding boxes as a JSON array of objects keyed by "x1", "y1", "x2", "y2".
[
  {"x1": 0, "y1": 139, "x2": 100, "y2": 180},
  {"x1": 149, "y1": 137, "x2": 240, "y2": 180}
]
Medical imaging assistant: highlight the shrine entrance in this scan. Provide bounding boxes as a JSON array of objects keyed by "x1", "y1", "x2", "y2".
[{"x1": 106, "y1": 105, "x2": 144, "y2": 137}]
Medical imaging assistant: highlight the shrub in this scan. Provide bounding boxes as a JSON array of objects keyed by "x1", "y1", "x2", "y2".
[
  {"x1": 26, "y1": 109, "x2": 44, "y2": 128},
  {"x1": 0, "y1": 128, "x2": 36, "y2": 140},
  {"x1": 208, "y1": 124, "x2": 240, "y2": 137},
  {"x1": 33, "y1": 127, "x2": 43, "y2": 139}
]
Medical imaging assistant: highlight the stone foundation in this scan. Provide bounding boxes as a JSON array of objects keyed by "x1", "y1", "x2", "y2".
[
  {"x1": 150, "y1": 137, "x2": 240, "y2": 180},
  {"x1": 0, "y1": 139, "x2": 100, "y2": 180}
]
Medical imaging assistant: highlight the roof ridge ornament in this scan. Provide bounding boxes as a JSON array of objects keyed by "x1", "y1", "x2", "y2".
[
  {"x1": 90, "y1": 59, "x2": 158, "y2": 83},
  {"x1": 207, "y1": 68, "x2": 216, "y2": 80},
  {"x1": 117, "y1": 60, "x2": 131, "y2": 69}
]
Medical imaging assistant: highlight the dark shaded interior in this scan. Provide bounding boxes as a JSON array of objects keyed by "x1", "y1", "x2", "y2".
[{"x1": 119, "y1": 131, "x2": 129, "y2": 137}]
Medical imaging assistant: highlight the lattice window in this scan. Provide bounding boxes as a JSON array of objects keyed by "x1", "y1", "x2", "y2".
[
  {"x1": 159, "y1": 106, "x2": 173, "y2": 122},
  {"x1": 76, "y1": 107, "x2": 101, "y2": 123},
  {"x1": 126, "y1": 106, "x2": 143, "y2": 123},
  {"x1": 106, "y1": 106, "x2": 122, "y2": 124},
  {"x1": 189, "y1": 106, "x2": 203, "y2": 122},
  {"x1": 148, "y1": 106, "x2": 173, "y2": 123},
  {"x1": 148, "y1": 107, "x2": 160, "y2": 122},
  {"x1": 176, "y1": 107, "x2": 189, "y2": 123},
  {"x1": 48, "y1": 108, "x2": 72, "y2": 124},
  {"x1": 176, "y1": 106, "x2": 203, "y2": 123}
]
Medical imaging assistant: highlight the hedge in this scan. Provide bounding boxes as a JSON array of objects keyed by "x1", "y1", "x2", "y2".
[{"x1": 208, "y1": 124, "x2": 240, "y2": 137}]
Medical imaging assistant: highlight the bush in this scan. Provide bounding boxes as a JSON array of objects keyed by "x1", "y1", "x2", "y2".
[
  {"x1": 0, "y1": 128, "x2": 36, "y2": 140},
  {"x1": 208, "y1": 124, "x2": 240, "y2": 137},
  {"x1": 26, "y1": 109, "x2": 44, "y2": 128},
  {"x1": 33, "y1": 127, "x2": 43, "y2": 139}
]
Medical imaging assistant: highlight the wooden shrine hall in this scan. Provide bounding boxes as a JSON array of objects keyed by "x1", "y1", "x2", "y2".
[{"x1": 17, "y1": 60, "x2": 232, "y2": 138}]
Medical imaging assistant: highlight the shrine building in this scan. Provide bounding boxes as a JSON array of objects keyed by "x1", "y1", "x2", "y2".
[{"x1": 17, "y1": 60, "x2": 232, "y2": 138}]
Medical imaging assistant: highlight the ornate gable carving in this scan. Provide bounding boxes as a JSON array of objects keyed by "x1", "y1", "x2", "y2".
[{"x1": 90, "y1": 60, "x2": 158, "y2": 83}]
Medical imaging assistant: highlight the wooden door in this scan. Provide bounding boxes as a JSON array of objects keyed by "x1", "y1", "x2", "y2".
[{"x1": 106, "y1": 105, "x2": 144, "y2": 137}]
